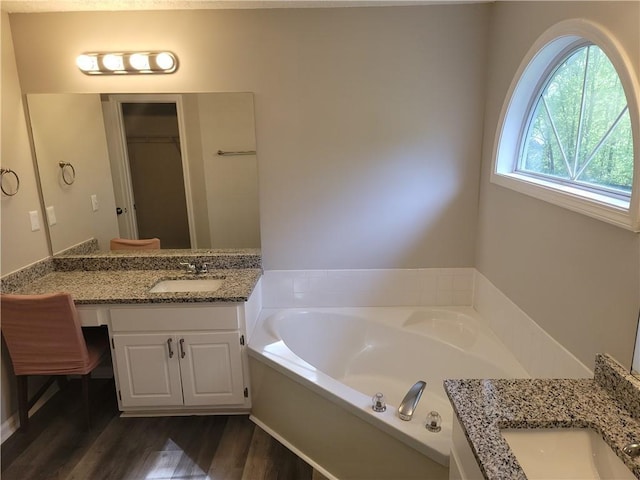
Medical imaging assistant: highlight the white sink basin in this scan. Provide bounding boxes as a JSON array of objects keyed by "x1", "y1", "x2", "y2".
[
  {"x1": 149, "y1": 278, "x2": 224, "y2": 293},
  {"x1": 502, "y1": 428, "x2": 634, "y2": 480}
]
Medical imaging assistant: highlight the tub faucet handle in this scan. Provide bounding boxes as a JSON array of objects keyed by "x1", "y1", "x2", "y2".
[
  {"x1": 372, "y1": 392, "x2": 387, "y2": 412},
  {"x1": 398, "y1": 380, "x2": 426, "y2": 421}
]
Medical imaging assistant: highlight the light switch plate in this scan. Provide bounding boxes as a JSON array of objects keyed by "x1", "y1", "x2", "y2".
[
  {"x1": 46, "y1": 206, "x2": 57, "y2": 226},
  {"x1": 91, "y1": 194, "x2": 99, "y2": 212},
  {"x1": 29, "y1": 211, "x2": 40, "y2": 231}
]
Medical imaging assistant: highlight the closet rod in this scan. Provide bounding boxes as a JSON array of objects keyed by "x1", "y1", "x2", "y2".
[{"x1": 217, "y1": 150, "x2": 256, "y2": 156}]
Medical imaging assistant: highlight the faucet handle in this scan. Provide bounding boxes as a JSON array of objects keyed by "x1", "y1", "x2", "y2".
[
  {"x1": 372, "y1": 392, "x2": 387, "y2": 412},
  {"x1": 425, "y1": 411, "x2": 442, "y2": 432},
  {"x1": 198, "y1": 262, "x2": 209, "y2": 274},
  {"x1": 180, "y1": 262, "x2": 196, "y2": 273},
  {"x1": 623, "y1": 443, "x2": 640, "y2": 458}
]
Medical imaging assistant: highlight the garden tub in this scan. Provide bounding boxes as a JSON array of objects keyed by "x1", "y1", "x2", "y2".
[{"x1": 248, "y1": 307, "x2": 529, "y2": 479}]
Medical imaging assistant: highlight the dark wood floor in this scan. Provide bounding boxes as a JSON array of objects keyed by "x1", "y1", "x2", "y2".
[{"x1": 1, "y1": 378, "x2": 315, "y2": 480}]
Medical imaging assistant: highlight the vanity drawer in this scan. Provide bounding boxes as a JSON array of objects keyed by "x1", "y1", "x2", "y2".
[
  {"x1": 109, "y1": 304, "x2": 240, "y2": 332},
  {"x1": 77, "y1": 306, "x2": 109, "y2": 326}
]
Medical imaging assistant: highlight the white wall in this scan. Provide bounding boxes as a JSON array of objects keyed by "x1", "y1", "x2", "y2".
[
  {"x1": 476, "y1": 1, "x2": 640, "y2": 369},
  {"x1": 8, "y1": 5, "x2": 490, "y2": 270}
]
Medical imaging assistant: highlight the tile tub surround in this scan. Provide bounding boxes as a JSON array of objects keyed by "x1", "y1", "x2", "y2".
[
  {"x1": 473, "y1": 272, "x2": 592, "y2": 379},
  {"x1": 262, "y1": 268, "x2": 475, "y2": 308},
  {"x1": 8, "y1": 268, "x2": 262, "y2": 304},
  {"x1": 53, "y1": 248, "x2": 262, "y2": 271},
  {"x1": 444, "y1": 355, "x2": 640, "y2": 480}
]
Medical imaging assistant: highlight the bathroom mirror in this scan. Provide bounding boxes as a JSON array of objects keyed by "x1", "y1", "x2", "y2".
[
  {"x1": 26, "y1": 92, "x2": 260, "y2": 253},
  {"x1": 632, "y1": 310, "x2": 640, "y2": 377}
]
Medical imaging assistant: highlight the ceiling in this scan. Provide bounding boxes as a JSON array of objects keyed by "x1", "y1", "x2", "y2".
[{"x1": 1, "y1": 0, "x2": 490, "y2": 13}]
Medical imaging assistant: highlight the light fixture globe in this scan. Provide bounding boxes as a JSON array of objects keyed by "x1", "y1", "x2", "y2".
[
  {"x1": 155, "y1": 52, "x2": 176, "y2": 71},
  {"x1": 129, "y1": 53, "x2": 150, "y2": 71},
  {"x1": 102, "y1": 54, "x2": 124, "y2": 71},
  {"x1": 76, "y1": 54, "x2": 99, "y2": 73}
]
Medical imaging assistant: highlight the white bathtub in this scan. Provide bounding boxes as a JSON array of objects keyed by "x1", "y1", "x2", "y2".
[{"x1": 248, "y1": 307, "x2": 529, "y2": 479}]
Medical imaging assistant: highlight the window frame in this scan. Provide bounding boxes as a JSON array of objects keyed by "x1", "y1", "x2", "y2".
[{"x1": 491, "y1": 19, "x2": 640, "y2": 232}]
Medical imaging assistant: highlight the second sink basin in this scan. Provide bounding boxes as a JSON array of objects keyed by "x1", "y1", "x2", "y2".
[
  {"x1": 149, "y1": 278, "x2": 224, "y2": 293},
  {"x1": 501, "y1": 428, "x2": 634, "y2": 480}
]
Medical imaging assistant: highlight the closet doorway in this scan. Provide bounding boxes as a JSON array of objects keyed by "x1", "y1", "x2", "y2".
[{"x1": 104, "y1": 95, "x2": 194, "y2": 249}]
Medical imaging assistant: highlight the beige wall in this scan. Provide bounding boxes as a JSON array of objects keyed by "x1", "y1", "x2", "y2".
[
  {"x1": 26, "y1": 94, "x2": 119, "y2": 253},
  {"x1": 197, "y1": 93, "x2": 260, "y2": 248},
  {"x1": 8, "y1": 5, "x2": 490, "y2": 269},
  {"x1": 476, "y1": 1, "x2": 640, "y2": 369},
  {"x1": 0, "y1": 11, "x2": 51, "y2": 426},
  {"x1": 0, "y1": 13, "x2": 49, "y2": 273}
]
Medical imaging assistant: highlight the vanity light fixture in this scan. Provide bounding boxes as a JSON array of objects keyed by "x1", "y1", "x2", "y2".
[{"x1": 76, "y1": 51, "x2": 178, "y2": 75}]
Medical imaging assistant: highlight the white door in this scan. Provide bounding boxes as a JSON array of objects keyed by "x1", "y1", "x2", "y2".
[
  {"x1": 113, "y1": 333, "x2": 183, "y2": 407},
  {"x1": 104, "y1": 94, "x2": 197, "y2": 247},
  {"x1": 178, "y1": 332, "x2": 245, "y2": 406}
]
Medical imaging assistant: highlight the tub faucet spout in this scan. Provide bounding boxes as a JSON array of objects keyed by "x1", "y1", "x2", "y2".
[{"x1": 398, "y1": 380, "x2": 426, "y2": 421}]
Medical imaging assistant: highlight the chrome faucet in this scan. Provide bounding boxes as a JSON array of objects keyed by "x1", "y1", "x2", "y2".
[
  {"x1": 398, "y1": 380, "x2": 426, "y2": 421},
  {"x1": 180, "y1": 262, "x2": 209, "y2": 274},
  {"x1": 180, "y1": 262, "x2": 196, "y2": 273},
  {"x1": 623, "y1": 443, "x2": 640, "y2": 458}
]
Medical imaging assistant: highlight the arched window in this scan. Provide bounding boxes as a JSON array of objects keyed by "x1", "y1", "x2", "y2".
[{"x1": 492, "y1": 20, "x2": 640, "y2": 231}]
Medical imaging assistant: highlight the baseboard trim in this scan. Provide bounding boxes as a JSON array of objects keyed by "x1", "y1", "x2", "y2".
[{"x1": 1, "y1": 382, "x2": 59, "y2": 444}]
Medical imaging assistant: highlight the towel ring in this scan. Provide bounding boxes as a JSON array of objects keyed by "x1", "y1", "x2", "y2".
[
  {"x1": 59, "y1": 162, "x2": 76, "y2": 185},
  {"x1": 0, "y1": 168, "x2": 20, "y2": 196}
]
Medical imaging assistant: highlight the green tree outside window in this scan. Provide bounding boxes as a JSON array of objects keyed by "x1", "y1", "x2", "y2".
[{"x1": 519, "y1": 44, "x2": 633, "y2": 196}]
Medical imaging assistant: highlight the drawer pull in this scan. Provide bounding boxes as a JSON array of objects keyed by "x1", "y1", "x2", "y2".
[{"x1": 167, "y1": 338, "x2": 174, "y2": 358}]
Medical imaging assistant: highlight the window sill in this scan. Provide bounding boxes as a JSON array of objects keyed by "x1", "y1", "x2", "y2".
[{"x1": 491, "y1": 171, "x2": 640, "y2": 232}]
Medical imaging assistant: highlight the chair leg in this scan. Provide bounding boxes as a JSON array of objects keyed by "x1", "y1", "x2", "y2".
[
  {"x1": 56, "y1": 375, "x2": 69, "y2": 391},
  {"x1": 81, "y1": 373, "x2": 91, "y2": 429},
  {"x1": 16, "y1": 375, "x2": 28, "y2": 432}
]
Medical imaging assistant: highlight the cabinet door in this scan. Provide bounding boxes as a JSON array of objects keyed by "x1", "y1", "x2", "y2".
[
  {"x1": 178, "y1": 332, "x2": 245, "y2": 406},
  {"x1": 113, "y1": 333, "x2": 183, "y2": 407}
]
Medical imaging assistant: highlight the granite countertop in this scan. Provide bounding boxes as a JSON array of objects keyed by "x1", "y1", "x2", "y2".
[
  {"x1": 10, "y1": 268, "x2": 262, "y2": 304},
  {"x1": 52, "y1": 248, "x2": 262, "y2": 271},
  {"x1": 445, "y1": 354, "x2": 640, "y2": 480}
]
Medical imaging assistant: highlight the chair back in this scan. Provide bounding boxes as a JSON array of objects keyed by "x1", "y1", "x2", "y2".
[
  {"x1": 110, "y1": 237, "x2": 161, "y2": 250},
  {"x1": 1, "y1": 293, "x2": 91, "y2": 375}
]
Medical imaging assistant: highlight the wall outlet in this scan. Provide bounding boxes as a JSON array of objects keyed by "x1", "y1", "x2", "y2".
[
  {"x1": 91, "y1": 194, "x2": 99, "y2": 212},
  {"x1": 29, "y1": 210, "x2": 40, "y2": 231},
  {"x1": 46, "y1": 206, "x2": 57, "y2": 226}
]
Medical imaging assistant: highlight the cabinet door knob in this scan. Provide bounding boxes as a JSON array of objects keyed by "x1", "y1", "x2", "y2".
[
  {"x1": 179, "y1": 338, "x2": 186, "y2": 358},
  {"x1": 167, "y1": 338, "x2": 174, "y2": 358}
]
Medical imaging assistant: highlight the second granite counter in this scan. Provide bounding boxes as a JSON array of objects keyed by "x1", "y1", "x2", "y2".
[{"x1": 445, "y1": 354, "x2": 640, "y2": 480}]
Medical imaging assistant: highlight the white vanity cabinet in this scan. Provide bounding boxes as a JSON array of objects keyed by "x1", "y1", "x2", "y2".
[
  {"x1": 450, "y1": 415, "x2": 484, "y2": 480},
  {"x1": 108, "y1": 303, "x2": 251, "y2": 415}
]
